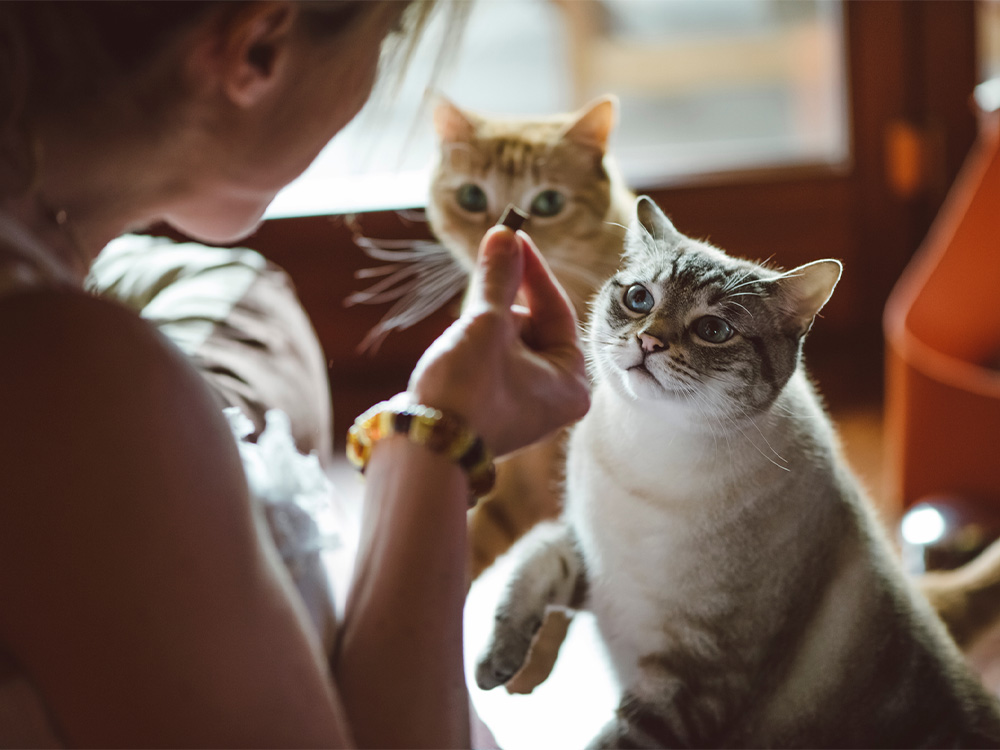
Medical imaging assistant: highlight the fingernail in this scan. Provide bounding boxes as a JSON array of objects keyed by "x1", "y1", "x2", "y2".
[{"x1": 483, "y1": 225, "x2": 518, "y2": 258}]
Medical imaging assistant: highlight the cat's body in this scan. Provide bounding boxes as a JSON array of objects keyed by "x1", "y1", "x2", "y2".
[
  {"x1": 476, "y1": 197, "x2": 1000, "y2": 747},
  {"x1": 427, "y1": 96, "x2": 634, "y2": 578},
  {"x1": 568, "y1": 370, "x2": 997, "y2": 746}
]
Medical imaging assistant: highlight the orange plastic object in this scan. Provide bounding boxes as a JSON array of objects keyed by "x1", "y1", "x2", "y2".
[{"x1": 883, "y1": 106, "x2": 1000, "y2": 523}]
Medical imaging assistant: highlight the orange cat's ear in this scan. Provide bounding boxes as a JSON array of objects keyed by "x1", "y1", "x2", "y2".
[
  {"x1": 560, "y1": 94, "x2": 618, "y2": 151},
  {"x1": 433, "y1": 96, "x2": 476, "y2": 143}
]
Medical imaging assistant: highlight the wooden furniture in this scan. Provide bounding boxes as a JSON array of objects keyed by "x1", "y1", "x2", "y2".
[{"x1": 884, "y1": 101, "x2": 1000, "y2": 520}]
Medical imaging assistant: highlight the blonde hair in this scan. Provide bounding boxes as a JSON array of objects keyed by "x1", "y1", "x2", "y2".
[{"x1": 0, "y1": 0, "x2": 468, "y2": 197}]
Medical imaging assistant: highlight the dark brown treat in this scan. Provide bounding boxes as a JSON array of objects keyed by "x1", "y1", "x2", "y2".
[{"x1": 498, "y1": 204, "x2": 529, "y2": 232}]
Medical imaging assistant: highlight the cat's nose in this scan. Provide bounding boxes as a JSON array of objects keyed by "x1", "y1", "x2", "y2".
[{"x1": 638, "y1": 332, "x2": 666, "y2": 353}]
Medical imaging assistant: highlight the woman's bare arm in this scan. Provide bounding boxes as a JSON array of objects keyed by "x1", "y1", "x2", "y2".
[
  {"x1": 335, "y1": 439, "x2": 472, "y2": 749},
  {"x1": 0, "y1": 290, "x2": 351, "y2": 748},
  {"x1": 333, "y1": 226, "x2": 589, "y2": 749}
]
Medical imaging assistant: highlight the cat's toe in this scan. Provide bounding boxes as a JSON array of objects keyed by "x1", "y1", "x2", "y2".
[
  {"x1": 474, "y1": 652, "x2": 515, "y2": 690},
  {"x1": 474, "y1": 641, "x2": 528, "y2": 691}
]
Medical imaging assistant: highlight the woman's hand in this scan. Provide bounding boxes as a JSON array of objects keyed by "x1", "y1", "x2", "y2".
[{"x1": 408, "y1": 225, "x2": 590, "y2": 458}]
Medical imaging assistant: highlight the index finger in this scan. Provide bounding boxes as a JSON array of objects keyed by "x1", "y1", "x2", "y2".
[
  {"x1": 517, "y1": 232, "x2": 580, "y2": 350},
  {"x1": 465, "y1": 226, "x2": 524, "y2": 314}
]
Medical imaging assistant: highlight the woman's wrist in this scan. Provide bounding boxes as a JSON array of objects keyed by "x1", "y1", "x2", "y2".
[
  {"x1": 346, "y1": 394, "x2": 496, "y2": 504},
  {"x1": 367, "y1": 433, "x2": 468, "y2": 496}
]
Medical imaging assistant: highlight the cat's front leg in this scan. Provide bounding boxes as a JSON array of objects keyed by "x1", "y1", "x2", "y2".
[
  {"x1": 474, "y1": 520, "x2": 585, "y2": 690},
  {"x1": 587, "y1": 692, "x2": 688, "y2": 750}
]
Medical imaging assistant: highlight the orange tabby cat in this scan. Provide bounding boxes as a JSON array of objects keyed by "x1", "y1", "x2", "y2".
[{"x1": 427, "y1": 95, "x2": 635, "y2": 578}]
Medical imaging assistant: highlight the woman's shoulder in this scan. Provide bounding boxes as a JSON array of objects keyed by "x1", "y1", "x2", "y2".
[
  {"x1": 0, "y1": 282, "x2": 175, "y2": 360},
  {"x1": 0, "y1": 286, "x2": 256, "y2": 558},
  {"x1": 1, "y1": 286, "x2": 210, "y2": 407},
  {"x1": 0, "y1": 289, "x2": 349, "y2": 747},
  {"x1": 1, "y1": 286, "x2": 222, "y2": 433}
]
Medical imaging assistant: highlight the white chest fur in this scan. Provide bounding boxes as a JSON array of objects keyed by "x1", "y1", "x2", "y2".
[{"x1": 563, "y1": 382, "x2": 816, "y2": 687}]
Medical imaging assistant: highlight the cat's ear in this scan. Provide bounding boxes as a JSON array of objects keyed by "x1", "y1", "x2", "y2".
[
  {"x1": 625, "y1": 196, "x2": 683, "y2": 257},
  {"x1": 773, "y1": 260, "x2": 843, "y2": 336},
  {"x1": 560, "y1": 94, "x2": 618, "y2": 151},
  {"x1": 433, "y1": 96, "x2": 476, "y2": 143}
]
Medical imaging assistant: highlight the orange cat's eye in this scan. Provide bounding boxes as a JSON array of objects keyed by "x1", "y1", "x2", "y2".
[
  {"x1": 456, "y1": 183, "x2": 487, "y2": 213},
  {"x1": 530, "y1": 190, "x2": 565, "y2": 218}
]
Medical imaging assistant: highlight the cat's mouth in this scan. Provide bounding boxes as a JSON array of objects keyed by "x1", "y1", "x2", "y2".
[
  {"x1": 625, "y1": 360, "x2": 689, "y2": 399},
  {"x1": 626, "y1": 362, "x2": 661, "y2": 387}
]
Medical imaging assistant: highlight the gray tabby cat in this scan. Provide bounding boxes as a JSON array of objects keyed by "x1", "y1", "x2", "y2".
[{"x1": 475, "y1": 196, "x2": 1000, "y2": 747}]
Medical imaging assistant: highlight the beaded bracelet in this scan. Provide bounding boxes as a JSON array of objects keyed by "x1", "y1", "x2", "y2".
[{"x1": 346, "y1": 398, "x2": 496, "y2": 505}]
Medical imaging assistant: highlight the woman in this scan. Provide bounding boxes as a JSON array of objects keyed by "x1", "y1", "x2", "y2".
[{"x1": 0, "y1": 2, "x2": 589, "y2": 747}]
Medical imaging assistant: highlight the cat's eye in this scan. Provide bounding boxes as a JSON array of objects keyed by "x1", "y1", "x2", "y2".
[
  {"x1": 456, "y1": 183, "x2": 488, "y2": 213},
  {"x1": 623, "y1": 284, "x2": 654, "y2": 314},
  {"x1": 693, "y1": 316, "x2": 735, "y2": 344},
  {"x1": 530, "y1": 190, "x2": 565, "y2": 218}
]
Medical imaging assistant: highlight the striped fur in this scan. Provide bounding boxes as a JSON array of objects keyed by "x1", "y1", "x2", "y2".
[
  {"x1": 476, "y1": 197, "x2": 1000, "y2": 747},
  {"x1": 427, "y1": 96, "x2": 635, "y2": 579}
]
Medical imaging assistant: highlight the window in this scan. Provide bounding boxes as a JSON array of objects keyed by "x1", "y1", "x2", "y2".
[{"x1": 267, "y1": 0, "x2": 848, "y2": 218}]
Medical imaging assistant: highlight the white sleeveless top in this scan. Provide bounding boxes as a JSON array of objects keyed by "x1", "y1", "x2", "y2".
[{"x1": 0, "y1": 211, "x2": 70, "y2": 747}]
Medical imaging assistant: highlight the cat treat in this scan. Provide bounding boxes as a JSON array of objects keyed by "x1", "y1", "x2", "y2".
[{"x1": 497, "y1": 204, "x2": 528, "y2": 232}]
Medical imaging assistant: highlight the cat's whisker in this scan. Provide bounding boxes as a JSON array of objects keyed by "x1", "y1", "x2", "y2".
[
  {"x1": 723, "y1": 300, "x2": 754, "y2": 320},
  {"x1": 724, "y1": 275, "x2": 767, "y2": 294},
  {"x1": 353, "y1": 237, "x2": 445, "y2": 258},
  {"x1": 696, "y1": 366, "x2": 791, "y2": 466},
  {"x1": 345, "y1": 269, "x2": 416, "y2": 305},
  {"x1": 345, "y1": 235, "x2": 469, "y2": 352},
  {"x1": 771, "y1": 401, "x2": 823, "y2": 421},
  {"x1": 722, "y1": 398, "x2": 790, "y2": 470},
  {"x1": 624, "y1": 215, "x2": 657, "y2": 249},
  {"x1": 729, "y1": 418, "x2": 791, "y2": 472},
  {"x1": 749, "y1": 422, "x2": 788, "y2": 467},
  {"x1": 719, "y1": 267, "x2": 757, "y2": 294},
  {"x1": 348, "y1": 257, "x2": 462, "y2": 305},
  {"x1": 396, "y1": 208, "x2": 430, "y2": 224},
  {"x1": 681, "y1": 385, "x2": 726, "y2": 454},
  {"x1": 354, "y1": 263, "x2": 408, "y2": 280}
]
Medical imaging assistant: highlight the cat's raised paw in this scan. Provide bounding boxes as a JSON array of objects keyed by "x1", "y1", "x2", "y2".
[
  {"x1": 474, "y1": 653, "x2": 518, "y2": 691},
  {"x1": 474, "y1": 623, "x2": 537, "y2": 690}
]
